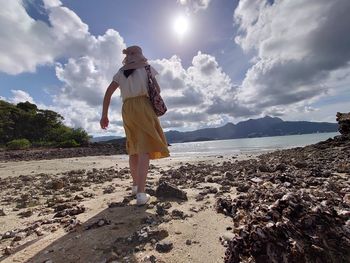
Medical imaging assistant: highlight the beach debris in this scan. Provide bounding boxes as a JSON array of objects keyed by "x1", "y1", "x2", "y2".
[{"x1": 155, "y1": 182, "x2": 188, "y2": 201}]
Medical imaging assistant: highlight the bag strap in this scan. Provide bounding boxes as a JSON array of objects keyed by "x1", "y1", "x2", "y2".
[{"x1": 145, "y1": 65, "x2": 152, "y2": 80}]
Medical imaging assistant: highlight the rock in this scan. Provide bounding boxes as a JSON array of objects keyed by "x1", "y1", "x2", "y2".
[
  {"x1": 13, "y1": 232, "x2": 26, "y2": 241},
  {"x1": 221, "y1": 231, "x2": 235, "y2": 241},
  {"x1": 74, "y1": 194, "x2": 84, "y2": 200},
  {"x1": 2, "y1": 230, "x2": 17, "y2": 239},
  {"x1": 195, "y1": 194, "x2": 205, "y2": 201},
  {"x1": 53, "y1": 204, "x2": 85, "y2": 217},
  {"x1": 155, "y1": 182, "x2": 188, "y2": 201},
  {"x1": 86, "y1": 218, "x2": 111, "y2": 230},
  {"x1": 156, "y1": 203, "x2": 169, "y2": 216},
  {"x1": 343, "y1": 193, "x2": 350, "y2": 205},
  {"x1": 171, "y1": 209, "x2": 187, "y2": 219},
  {"x1": 4, "y1": 246, "x2": 14, "y2": 255},
  {"x1": 50, "y1": 179, "x2": 64, "y2": 190},
  {"x1": 236, "y1": 183, "x2": 250, "y2": 192},
  {"x1": 18, "y1": 209, "x2": 33, "y2": 218},
  {"x1": 103, "y1": 185, "x2": 116, "y2": 194},
  {"x1": 185, "y1": 239, "x2": 192, "y2": 245},
  {"x1": 223, "y1": 171, "x2": 235, "y2": 181},
  {"x1": 336, "y1": 112, "x2": 350, "y2": 135},
  {"x1": 156, "y1": 240, "x2": 173, "y2": 253},
  {"x1": 0, "y1": 208, "x2": 6, "y2": 216},
  {"x1": 250, "y1": 177, "x2": 263, "y2": 184}
]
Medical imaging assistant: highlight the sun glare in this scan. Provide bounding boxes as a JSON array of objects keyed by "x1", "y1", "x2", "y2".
[{"x1": 173, "y1": 15, "x2": 190, "y2": 38}]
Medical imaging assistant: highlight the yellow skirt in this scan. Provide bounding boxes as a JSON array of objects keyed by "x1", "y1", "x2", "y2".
[{"x1": 122, "y1": 96, "x2": 170, "y2": 160}]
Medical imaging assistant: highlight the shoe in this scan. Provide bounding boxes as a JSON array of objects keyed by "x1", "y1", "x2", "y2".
[
  {"x1": 136, "y1": 193, "x2": 150, "y2": 206},
  {"x1": 131, "y1": 185, "x2": 138, "y2": 196}
]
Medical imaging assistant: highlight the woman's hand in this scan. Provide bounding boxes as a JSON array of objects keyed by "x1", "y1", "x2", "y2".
[
  {"x1": 100, "y1": 116, "x2": 109, "y2": 129},
  {"x1": 100, "y1": 81, "x2": 119, "y2": 130}
]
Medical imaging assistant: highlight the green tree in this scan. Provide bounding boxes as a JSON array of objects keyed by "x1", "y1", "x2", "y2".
[{"x1": 0, "y1": 100, "x2": 90, "y2": 148}]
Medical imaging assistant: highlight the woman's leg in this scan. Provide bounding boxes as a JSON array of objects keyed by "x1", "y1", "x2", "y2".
[
  {"x1": 129, "y1": 154, "x2": 138, "y2": 186},
  {"x1": 137, "y1": 153, "x2": 150, "y2": 193}
]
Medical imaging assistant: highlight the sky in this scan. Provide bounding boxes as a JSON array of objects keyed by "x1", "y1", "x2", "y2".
[{"x1": 1, "y1": 0, "x2": 350, "y2": 137}]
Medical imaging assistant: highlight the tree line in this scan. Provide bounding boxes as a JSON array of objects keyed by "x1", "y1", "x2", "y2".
[{"x1": 0, "y1": 100, "x2": 90, "y2": 149}]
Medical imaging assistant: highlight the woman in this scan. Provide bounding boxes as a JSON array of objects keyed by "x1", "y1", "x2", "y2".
[{"x1": 100, "y1": 45, "x2": 170, "y2": 206}]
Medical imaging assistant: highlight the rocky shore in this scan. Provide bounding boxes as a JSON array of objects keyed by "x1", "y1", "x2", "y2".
[
  {"x1": 0, "y1": 132, "x2": 349, "y2": 262},
  {"x1": 0, "y1": 142, "x2": 127, "y2": 162}
]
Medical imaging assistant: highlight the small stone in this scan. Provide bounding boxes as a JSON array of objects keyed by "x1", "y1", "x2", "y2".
[
  {"x1": 74, "y1": 194, "x2": 84, "y2": 200},
  {"x1": 250, "y1": 177, "x2": 263, "y2": 184},
  {"x1": 18, "y1": 209, "x2": 33, "y2": 218},
  {"x1": 156, "y1": 240, "x2": 173, "y2": 253},
  {"x1": 4, "y1": 246, "x2": 14, "y2": 255},
  {"x1": 185, "y1": 239, "x2": 192, "y2": 245},
  {"x1": 171, "y1": 209, "x2": 186, "y2": 219},
  {"x1": 50, "y1": 179, "x2": 64, "y2": 190},
  {"x1": 221, "y1": 231, "x2": 235, "y2": 241},
  {"x1": 343, "y1": 193, "x2": 350, "y2": 205},
  {"x1": 13, "y1": 232, "x2": 26, "y2": 241},
  {"x1": 35, "y1": 229, "x2": 44, "y2": 236},
  {"x1": 103, "y1": 185, "x2": 116, "y2": 194},
  {"x1": 0, "y1": 208, "x2": 6, "y2": 216},
  {"x1": 223, "y1": 171, "x2": 235, "y2": 181}
]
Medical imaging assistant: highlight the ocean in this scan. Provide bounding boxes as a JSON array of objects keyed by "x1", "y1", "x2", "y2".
[{"x1": 168, "y1": 132, "x2": 339, "y2": 156}]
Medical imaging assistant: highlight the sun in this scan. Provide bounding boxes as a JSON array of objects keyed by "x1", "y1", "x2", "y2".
[{"x1": 173, "y1": 15, "x2": 190, "y2": 38}]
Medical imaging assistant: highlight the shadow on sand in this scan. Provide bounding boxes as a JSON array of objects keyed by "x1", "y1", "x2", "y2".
[{"x1": 24, "y1": 201, "x2": 164, "y2": 263}]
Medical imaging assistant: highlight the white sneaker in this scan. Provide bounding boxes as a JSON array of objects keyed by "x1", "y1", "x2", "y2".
[
  {"x1": 131, "y1": 185, "x2": 138, "y2": 196},
  {"x1": 136, "y1": 193, "x2": 150, "y2": 206}
]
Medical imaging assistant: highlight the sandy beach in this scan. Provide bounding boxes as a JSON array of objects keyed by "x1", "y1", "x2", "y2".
[
  {"x1": 0, "y1": 136, "x2": 349, "y2": 263},
  {"x1": 0, "y1": 153, "x2": 254, "y2": 263}
]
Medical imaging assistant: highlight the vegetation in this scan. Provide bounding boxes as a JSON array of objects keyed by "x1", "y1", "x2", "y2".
[
  {"x1": 6, "y1": 139, "x2": 31, "y2": 150},
  {"x1": 0, "y1": 100, "x2": 90, "y2": 149}
]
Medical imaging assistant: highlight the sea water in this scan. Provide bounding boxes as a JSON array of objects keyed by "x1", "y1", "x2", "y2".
[{"x1": 168, "y1": 132, "x2": 339, "y2": 156}]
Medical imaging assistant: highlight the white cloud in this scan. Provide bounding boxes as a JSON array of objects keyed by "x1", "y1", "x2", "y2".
[
  {"x1": 150, "y1": 51, "x2": 255, "y2": 130},
  {"x1": 234, "y1": 0, "x2": 350, "y2": 113},
  {"x1": 9, "y1": 90, "x2": 35, "y2": 104},
  {"x1": 177, "y1": 0, "x2": 211, "y2": 12},
  {"x1": 0, "y1": 0, "x2": 126, "y2": 134}
]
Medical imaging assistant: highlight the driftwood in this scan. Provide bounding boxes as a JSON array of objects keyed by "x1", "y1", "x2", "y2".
[{"x1": 336, "y1": 112, "x2": 350, "y2": 135}]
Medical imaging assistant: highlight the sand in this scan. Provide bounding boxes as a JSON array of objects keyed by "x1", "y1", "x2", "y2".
[{"x1": 0, "y1": 153, "x2": 254, "y2": 263}]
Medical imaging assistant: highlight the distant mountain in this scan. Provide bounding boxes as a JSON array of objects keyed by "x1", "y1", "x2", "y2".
[
  {"x1": 90, "y1": 136, "x2": 121, "y2": 143},
  {"x1": 164, "y1": 116, "x2": 338, "y2": 143}
]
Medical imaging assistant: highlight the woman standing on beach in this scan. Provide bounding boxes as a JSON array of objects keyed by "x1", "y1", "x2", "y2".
[{"x1": 100, "y1": 45, "x2": 170, "y2": 205}]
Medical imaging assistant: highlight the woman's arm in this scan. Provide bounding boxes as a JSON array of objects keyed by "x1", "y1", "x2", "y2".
[{"x1": 100, "y1": 81, "x2": 119, "y2": 129}]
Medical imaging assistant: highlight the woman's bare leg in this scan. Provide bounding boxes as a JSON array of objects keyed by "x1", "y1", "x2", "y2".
[
  {"x1": 129, "y1": 154, "x2": 138, "y2": 186},
  {"x1": 137, "y1": 153, "x2": 150, "y2": 193}
]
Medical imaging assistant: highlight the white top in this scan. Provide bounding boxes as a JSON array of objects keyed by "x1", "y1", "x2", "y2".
[{"x1": 112, "y1": 66, "x2": 158, "y2": 101}]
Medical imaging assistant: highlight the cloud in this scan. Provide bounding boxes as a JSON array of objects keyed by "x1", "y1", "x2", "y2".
[
  {"x1": 234, "y1": 0, "x2": 350, "y2": 112},
  {"x1": 151, "y1": 52, "x2": 245, "y2": 130},
  {"x1": 0, "y1": 0, "x2": 127, "y2": 134},
  {"x1": 177, "y1": 0, "x2": 211, "y2": 12},
  {"x1": 9, "y1": 90, "x2": 35, "y2": 104}
]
